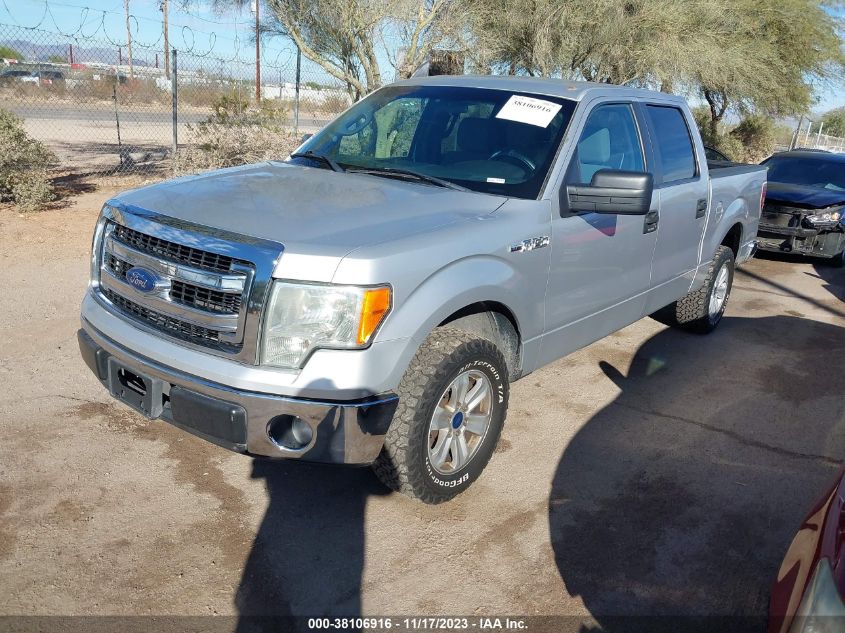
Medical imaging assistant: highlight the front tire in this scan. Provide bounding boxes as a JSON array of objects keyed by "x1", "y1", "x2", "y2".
[
  {"x1": 652, "y1": 245, "x2": 735, "y2": 334},
  {"x1": 372, "y1": 327, "x2": 509, "y2": 504}
]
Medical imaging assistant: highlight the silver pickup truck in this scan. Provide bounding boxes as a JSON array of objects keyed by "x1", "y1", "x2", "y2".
[{"x1": 78, "y1": 76, "x2": 766, "y2": 503}]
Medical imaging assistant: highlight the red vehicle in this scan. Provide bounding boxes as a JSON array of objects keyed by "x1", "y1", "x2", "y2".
[{"x1": 770, "y1": 466, "x2": 845, "y2": 633}]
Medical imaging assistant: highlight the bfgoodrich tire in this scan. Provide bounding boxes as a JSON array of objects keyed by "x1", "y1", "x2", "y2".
[
  {"x1": 652, "y1": 245, "x2": 735, "y2": 334},
  {"x1": 372, "y1": 327, "x2": 509, "y2": 504}
]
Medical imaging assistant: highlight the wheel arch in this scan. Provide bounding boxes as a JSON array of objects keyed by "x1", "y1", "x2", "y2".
[
  {"x1": 438, "y1": 301, "x2": 522, "y2": 380},
  {"x1": 720, "y1": 222, "x2": 743, "y2": 259}
]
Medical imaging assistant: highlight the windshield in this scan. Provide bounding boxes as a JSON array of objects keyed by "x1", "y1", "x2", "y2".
[
  {"x1": 291, "y1": 85, "x2": 577, "y2": 199},
  {"x1": 762, "y1": 155, "x2": 845, "y2": 191}
]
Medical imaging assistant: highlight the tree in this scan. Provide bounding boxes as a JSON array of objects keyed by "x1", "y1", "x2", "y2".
[
  {"x1": 214, "y1": 0, "x2": 466, "y2": 99},
  {"x1": 0, "y1": 45, "x2": 24, "y2": 61},
  {"x1": 466, "y1": 0, "x2": 843, "y2": 136},
  {"x1": 696, "y1": 0, "x2": 844, "y2": 135},
  {"x1": 821, "y1": 107, "x2": 845, "y2": 137}
]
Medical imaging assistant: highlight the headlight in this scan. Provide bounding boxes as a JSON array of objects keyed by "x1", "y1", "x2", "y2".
[
  {"x1": 789, "y1": 559, "x2": 845, "y2": 633},
  {"x1": 89, "y1": 211, "x2": 109, "y2": 284},
  {"x1": 260, "y1": 281, "x2": 391, "y2": 368},
  {"x1": 806, "y1": 210, "x2": 842, "y2": 225}
]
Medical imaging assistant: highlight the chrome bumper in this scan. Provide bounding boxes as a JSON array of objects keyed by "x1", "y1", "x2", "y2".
[{"x1": 78, "y1": 322, "x2": 398, "y2": 464}]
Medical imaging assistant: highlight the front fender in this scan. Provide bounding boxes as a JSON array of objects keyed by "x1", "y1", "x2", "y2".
[{"x1": 374, "y1": 254, "x2": 546, "y2": 383}]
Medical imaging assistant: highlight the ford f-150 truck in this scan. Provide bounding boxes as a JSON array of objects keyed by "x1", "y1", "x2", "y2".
[{"x1": 78, "y1": 76, "x2": 767, "y2": 503}]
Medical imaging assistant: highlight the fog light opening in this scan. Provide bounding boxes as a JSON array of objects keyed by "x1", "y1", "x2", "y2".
[{"x1": 267, "y1": 415, "x2": 314, "y2": 451}]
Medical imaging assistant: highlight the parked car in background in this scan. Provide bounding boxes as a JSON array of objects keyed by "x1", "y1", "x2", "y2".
[
  {"x1": 78, "y1": 76, "x2": 766, "y2": 503},
  {"x1": 757, "y1": 150, "x2": 845, "y2": 267},
  {"x1": 0, "y1": 68, "x2": 32, "y2": 84},
  {"x1": 34, "y1": 70, "x2": 65, "y2": 86},
  {"x1": 769, "y1": 466, "x2": 845, "y2": 633}
]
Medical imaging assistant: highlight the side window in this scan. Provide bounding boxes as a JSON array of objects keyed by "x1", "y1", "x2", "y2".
[
  {"x1": 572, "y1": 103, "x2": 645, "y2": 183},
  {"x1": 645, "y1": 105, "x2": 697, "y2": 182}
]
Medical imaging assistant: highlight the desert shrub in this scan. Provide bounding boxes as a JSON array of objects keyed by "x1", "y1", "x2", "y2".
[
  {"x1": 322, "y1": 91, "x2": 351, "y2": 114},
  {"x1": 692, "y1": 105, "x2": 719, "y2": 147},
  {"x1": 179, "y1": 83, "x2": 247, "y2": 109},
  {"x1": 711, "y1": 134, "x2": 745, "y2": 162},
  {"x1": 0, "y1": 108, "x2": 55, "y2": 212},
  {"x1": 116, "y1": 77, "x2": 169, "y2": 106},
  {"x1": 729, "y1": 115, "x2": 777, "y2": 163},
  {"x1": 692, "y1": 106, "x2": 777, "y2": 163},
  {"x1": 176, "y1": 95, "x2": 298, "y2": 174}
]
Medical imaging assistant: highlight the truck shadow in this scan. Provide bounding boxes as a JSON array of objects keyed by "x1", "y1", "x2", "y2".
[
  {"x1": 810, "y1": 261, "x2": 845, "y2": 304},
  {"x1": 235, "y1": 459, "x2": 388, "y2": 632},
  {"x1": 548, "y1": 316, "x2": 845, "y2": 632}
]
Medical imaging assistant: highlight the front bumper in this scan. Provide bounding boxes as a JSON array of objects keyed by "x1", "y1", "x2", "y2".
[
  {"x1": 78, "y1": 325, "x2": 398, "y2": 464},
  {"x1": 757, "y1": 222, "x2": 845, "y2": 258}
]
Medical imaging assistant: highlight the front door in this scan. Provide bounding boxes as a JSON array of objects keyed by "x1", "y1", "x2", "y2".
[{"x1": 538, "y1": 101, "x2": 657, "y2": 368}]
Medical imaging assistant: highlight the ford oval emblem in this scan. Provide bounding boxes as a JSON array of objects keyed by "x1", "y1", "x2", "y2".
[{"x1": 125, "y1": 267, "x2": 159, "y2": 293}]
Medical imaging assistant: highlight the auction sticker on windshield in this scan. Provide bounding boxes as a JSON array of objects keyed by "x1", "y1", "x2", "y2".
[{"x1": 495, "y1": 95, "x2": 562, "y2": 127}]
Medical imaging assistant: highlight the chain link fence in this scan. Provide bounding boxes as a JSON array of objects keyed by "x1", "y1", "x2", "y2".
[
  {"x1": 793, "y1": 131, "x2": 845, "y2": 153},
  {"x1": 0, "y1": 21, "x2": 350, "y2": 179}
]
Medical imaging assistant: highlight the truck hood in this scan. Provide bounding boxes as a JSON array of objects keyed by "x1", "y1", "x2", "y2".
[
  {"x1": 765, "y1": 182, "x2": 845, "y2": 210},
  {"x1": 115, "y1": 162, "x2": 505, "y2": 256}
]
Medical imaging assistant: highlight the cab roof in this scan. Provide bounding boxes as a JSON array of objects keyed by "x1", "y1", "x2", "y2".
[{"x1": 393, "y1": 74, "x2": 686, "y2": 105}]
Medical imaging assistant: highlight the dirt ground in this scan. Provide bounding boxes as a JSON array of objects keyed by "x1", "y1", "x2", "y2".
[{"x1": 1, "y1": 185, "x2": 844, "y2": 630}]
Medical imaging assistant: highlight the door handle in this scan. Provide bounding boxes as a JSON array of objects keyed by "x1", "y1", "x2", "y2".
[
  {"x1": 695, "y1": 198, "x2": 707, "y2": 219},
  {"x1": 643, "y1": 209, "x2": 659, "y2": 234}
]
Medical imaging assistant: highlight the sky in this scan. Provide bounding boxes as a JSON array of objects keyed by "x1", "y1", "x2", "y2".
[{"x1": 2, "y1": 0, "x2": 844, "y2": 112}]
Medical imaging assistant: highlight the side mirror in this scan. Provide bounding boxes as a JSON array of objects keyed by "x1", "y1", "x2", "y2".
[
  {"x1": 566, "y1": 170, "x2": 654, "y2": 215},
  {"x1": 301, "y1": 133, "x2": 313, "y2": 143}
]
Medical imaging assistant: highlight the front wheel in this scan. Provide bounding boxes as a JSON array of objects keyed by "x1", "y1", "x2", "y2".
[
  {"x1": 372, "y1": 327, "x2": 509, "y2": 504},
  {"x1": 652, "y1": 245, "x2": 735, "y2": 334}
]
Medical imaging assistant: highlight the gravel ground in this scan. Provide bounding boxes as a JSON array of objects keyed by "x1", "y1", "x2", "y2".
[{"x1": 0, "y1": 187, "x2": 843, "y2": 631}]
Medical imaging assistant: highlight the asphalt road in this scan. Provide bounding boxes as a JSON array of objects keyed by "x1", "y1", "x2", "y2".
[
  {"x1": 1, "y1": 189, "x2": 843, "y2": 631},
  {"x1": 5, "y1": 101, "x2": 330, "y2": 128}
]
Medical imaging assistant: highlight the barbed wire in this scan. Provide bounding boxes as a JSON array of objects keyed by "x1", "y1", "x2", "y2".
[{"x1": 0, "y1": 0, "x2": 309, "y2": 70}]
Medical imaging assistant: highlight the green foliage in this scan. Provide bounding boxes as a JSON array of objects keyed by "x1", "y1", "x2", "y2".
[
  {"x1": 692, "y1": 105, "x2": 718, "y2": 146},
  {"x1": 468, "y1": 0, "x2": 843, "y2": 132},
  {"x1": 0, "y1": 45, "x2": 23, "y2": 60},
  {"x1": 729, "y1": 115, "x2": 777, "y2": 163},
  {"x1": 692, "y1": 105, "x2": 775, "y2": 162},
  {"x1": 821, "y1": 107, "x2": 845, "y2": 138},
  {"x1": 0, "y1": 108, "x2": 55, "y2": 212},
  {"x1": 176, "y1": 96, "x2": 298, "y2": 174},
  {"x1": 209, "y1": 93, "x2": 250, "y2": 123}
]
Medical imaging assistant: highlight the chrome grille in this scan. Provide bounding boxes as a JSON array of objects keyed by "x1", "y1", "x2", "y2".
[
  {"x1": 93, "y1": 204, "x2": 283, "y2": 364},
  {"x1": 106, "y1": 252, "x2": 244, "y2": 315},
  {"x1": 99, "y1": 221, "x2": 254, "y2": 351},
  {"x1": 170, "y1": 280, "x2": 242, "y2": 314},
  {"x1": 104, "y1": 289, "x2": 227, "y2": 347},
  {"x1": 112, "y1": 223, "x2": 245, "y2": 273}
]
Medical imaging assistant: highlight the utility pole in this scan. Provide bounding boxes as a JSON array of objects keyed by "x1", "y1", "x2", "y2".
[
  {"x1": 253, "y1": 0, "x2": 261, "y2": 102},
  {"x1": 161, "y1": 0, "x2": 170, "y2": 79},
  {"x1": 124, "y1": 0, "x2": 134, "y2": 79},
  {"x1": 294, "y1": 44, "x2": 301, "y2": 133},
  {"x1": 68, "y1": 43, "x2": 73, "y2": 65}
]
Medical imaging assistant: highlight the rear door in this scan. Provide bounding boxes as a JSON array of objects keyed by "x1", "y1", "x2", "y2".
[{"x1": 640, "y1": 103, "x2": 709, "y2": 313}]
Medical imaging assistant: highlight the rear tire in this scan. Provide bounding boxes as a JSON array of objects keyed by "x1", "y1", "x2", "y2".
[
  {"x1": 372, "y1": 327, "x2": 509, "y2": 504},
  {"x1": 652, "y1": 245, "x2": 735, "y2": 334}
]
